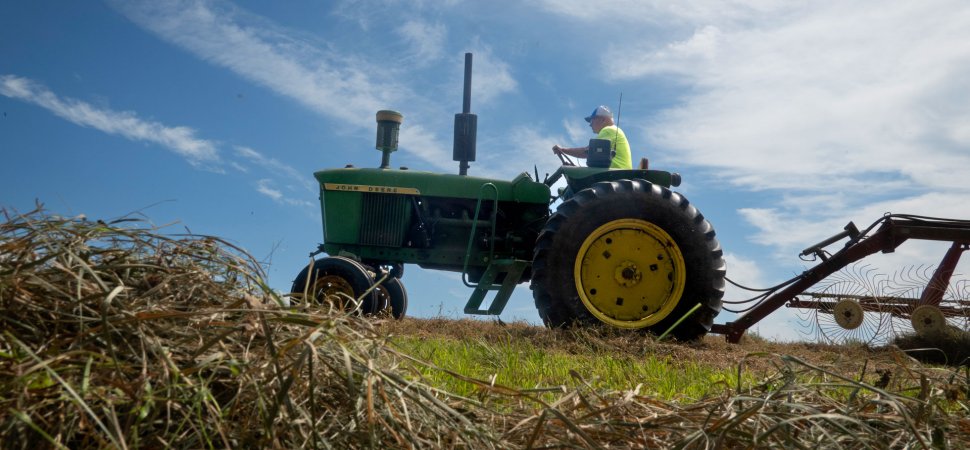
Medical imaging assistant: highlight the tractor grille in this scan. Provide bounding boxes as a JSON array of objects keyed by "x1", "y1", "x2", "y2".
[{"x1": 359, "y1": 193, "x2": 409, "y2": 247}]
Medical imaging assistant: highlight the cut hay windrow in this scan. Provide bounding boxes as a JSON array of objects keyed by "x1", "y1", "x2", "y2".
[{"x1": 1, "y1": 206, "x2": 967, "y2": 449}]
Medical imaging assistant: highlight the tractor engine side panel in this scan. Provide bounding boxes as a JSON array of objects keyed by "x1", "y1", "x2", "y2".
[
  {"x1": 322, "y1": 192, "x2": 547, "y2": 272},
  {"x1": 316, "y1": 168, "x2": 550, "y2": 274}
]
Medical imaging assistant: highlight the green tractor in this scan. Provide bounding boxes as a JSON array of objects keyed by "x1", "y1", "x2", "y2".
[{"x1": 292, "y1": 54, "x2": 726, "y2": 340}]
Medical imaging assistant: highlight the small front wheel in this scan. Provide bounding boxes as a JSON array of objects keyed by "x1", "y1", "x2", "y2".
[
  {"x1": 376, "y1": 277, "x2": 409, "y2": 319},
  {"x1": 290, "y1": 256, "x2": 379, "y2": 314}
]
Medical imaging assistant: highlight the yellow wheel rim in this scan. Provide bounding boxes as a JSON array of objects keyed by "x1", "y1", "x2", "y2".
[
  {"x1": 314, "y1": 275, "x2": 355, "y2": 307},
  {"x1": 574, "y1": 219, "x2": 686, "y2": 329}
]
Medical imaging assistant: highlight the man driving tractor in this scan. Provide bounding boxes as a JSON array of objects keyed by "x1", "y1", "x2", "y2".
[{"x1": 552, "y1": 105, "x2": 632, "y2": 169}]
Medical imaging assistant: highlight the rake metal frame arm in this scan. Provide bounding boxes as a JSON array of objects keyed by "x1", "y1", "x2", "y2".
[{"x1": 711, "y1": 217, "x2": 970, "y2": 343}]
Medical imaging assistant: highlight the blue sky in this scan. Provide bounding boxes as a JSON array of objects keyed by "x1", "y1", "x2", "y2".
[{"x1": 3, "y1": 0, "x2": 970, "y2": 341}]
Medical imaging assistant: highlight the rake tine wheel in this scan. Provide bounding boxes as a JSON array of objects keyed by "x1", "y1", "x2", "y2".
[
  {"x1": 882, "y1": 265, "x2": 970, "y2": 337},
  {"x1": 801, "y1": 264, "x2": 892, "y2": 345},
  {"x1": 954, "y1": 279, "x2": 970, "y2": 331}
]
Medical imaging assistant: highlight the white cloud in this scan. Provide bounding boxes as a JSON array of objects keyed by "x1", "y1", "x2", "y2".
[
  {"x1": 235, "y1": 146, "x2": 315, "y2": 193},
  {"x1": 256, "y1": 178, "x2": 283, "y2": 201},
  {"x1": 536, "y1": 1, "x2": 970, "y2": 195},
  {"x1": 397, "y1": 20, "x2": 447, "y2": 64},
  {"x1": 112, "y1": 0, "x2": 397, "y2": 129},
  {"x1": 112, "y1": 0, "x2": 518, "y2": 172},
  {"x1": 229, "y1": 161, "x2": 249, "y2": 173},
  {"x1": 740, "y1": 191, "x2": 970, "y2": 260},
  {"x1": 563, "y1": 118, "x2": 588, "y2": 144},
  {"x1": 0, "y1": 74, "x2": 219, "y2": 165},
  {"x1": 398, "y1": 124, "x2": 453, "y2": 171},
  {"x1": 332, "y1": 0, "x2": 462, "y2": 32},
  {"x1": 618, "y1": 2, "x2": 970, "y2": 194},
  {"x1": 458, "y1": 44, "x2": 517, "y2": 105},
  {"x1": 721, "y1": 252, "x2": 763, "y2": 303},
  {"x1": 484, "y1": 126, "x2": 563, "y2": 178},
  {"x1": 537, "y1": 1, "x2": 793, "y2": 29},
  {"x1": 0, "y1": 73, "x2": 317, "y2": 212},
  {"x1": 237, "y1": 147, "x2": 318, "y2": 210},
  {"x1": 609, "y1": 25, "x2": 724, "y2": 80},
  {"x1": 256, "y1": 178, "x2": 313, "y2": 208}
]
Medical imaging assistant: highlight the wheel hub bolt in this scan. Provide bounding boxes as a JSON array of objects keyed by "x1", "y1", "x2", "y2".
[{"x1": 614, "y1": 261, "x2": 642, "y2": 288}]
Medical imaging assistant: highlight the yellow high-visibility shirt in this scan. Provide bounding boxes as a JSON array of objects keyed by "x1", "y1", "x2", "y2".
[{"x1": 597, "y1": 125, "x2": 632, "y2": 169}]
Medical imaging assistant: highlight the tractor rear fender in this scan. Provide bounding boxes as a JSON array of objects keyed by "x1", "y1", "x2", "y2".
[{"x1": 547, "y1": 166, "x2": 681, "y2": 194}]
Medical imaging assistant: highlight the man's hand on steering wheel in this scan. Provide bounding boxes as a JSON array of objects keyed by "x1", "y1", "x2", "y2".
[{"x1": 552, "y1": 144, "x2": 575, "y2": 166}]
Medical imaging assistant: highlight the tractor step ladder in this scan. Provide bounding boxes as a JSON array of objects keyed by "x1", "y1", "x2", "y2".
[
  {"x1": 463, "y1": 258, "x2": 529, "y2": 315},
  {"x1": 460, "y1": 183, "x2": 531, "y2": 315}
]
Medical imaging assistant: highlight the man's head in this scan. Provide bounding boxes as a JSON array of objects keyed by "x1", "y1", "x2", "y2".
[{"x1": 584, "y1": 105, "x2": 614, "y2": 132}]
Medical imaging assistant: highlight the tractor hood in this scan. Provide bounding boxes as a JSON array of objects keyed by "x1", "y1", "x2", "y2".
[{"x1": 314, "y1": 167, "x2": 551, "y2": 204}]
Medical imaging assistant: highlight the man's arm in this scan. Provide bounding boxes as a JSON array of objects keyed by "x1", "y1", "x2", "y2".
[{"x1": 552, "y1": 144, "x2": 588, "y2": 158}]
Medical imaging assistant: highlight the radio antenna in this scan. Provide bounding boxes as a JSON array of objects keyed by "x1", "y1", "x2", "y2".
[
  {"x1": 615, "y1": 92, "x2": 623, "y2": 128},
  {"x1": 613, "y1": 92, "x2": 622, "y2": 156}
]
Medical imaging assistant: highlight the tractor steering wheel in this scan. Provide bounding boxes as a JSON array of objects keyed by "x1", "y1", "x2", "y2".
[{"x1": 555, "y1": 149, "x2": 576, "y2": 167}]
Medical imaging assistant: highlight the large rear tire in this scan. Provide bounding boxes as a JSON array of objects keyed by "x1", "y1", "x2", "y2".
[
  {"x1": 531, "y1": 179, "x2": 725, "y2": 340},
  {"x1": 290, "y1": 256, "x2": 380, "y2": 314}
]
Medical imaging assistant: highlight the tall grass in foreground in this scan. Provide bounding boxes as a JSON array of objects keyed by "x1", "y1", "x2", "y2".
[{"x1": 1, "y1": 206, "x2": 967, "y2": 448}]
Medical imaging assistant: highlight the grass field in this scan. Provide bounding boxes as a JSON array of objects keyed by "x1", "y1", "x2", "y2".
[
  {"x1": 2, "y1": 207, "x2": 968, "y2": 448},
  {"x1": 384, "y1": 317, "x2": 890, "y2": 401}
]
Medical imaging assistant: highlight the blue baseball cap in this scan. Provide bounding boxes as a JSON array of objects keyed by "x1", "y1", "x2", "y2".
[{"x1": 584, "y1": 105, "x2": 612, "y2": 123}]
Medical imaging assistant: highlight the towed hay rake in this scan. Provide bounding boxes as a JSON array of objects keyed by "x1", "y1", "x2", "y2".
[
  {"x1": 714, "y1": 215, "x2": 970, "y2": 343},
  {"x1": 791, "y1": 264, "x2": 970, "y2": 345}
]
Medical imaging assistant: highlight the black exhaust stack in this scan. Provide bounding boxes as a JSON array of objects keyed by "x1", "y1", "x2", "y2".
[{"x1": 453, "y1": 53, "x2": 477, "y2": 175}]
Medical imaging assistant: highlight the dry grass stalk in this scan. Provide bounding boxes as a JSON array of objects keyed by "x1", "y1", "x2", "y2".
[
  {"x1": 1, "y1": 206, "x2": 967, "y2": 448},
  {"x1": 0, "y1": 206, "x2": 499, "y2": 449}
]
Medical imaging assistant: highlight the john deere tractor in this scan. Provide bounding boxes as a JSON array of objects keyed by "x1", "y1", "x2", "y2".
[{"x1": 292, "y1": 54, "x2": 726, "y2": 340}]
